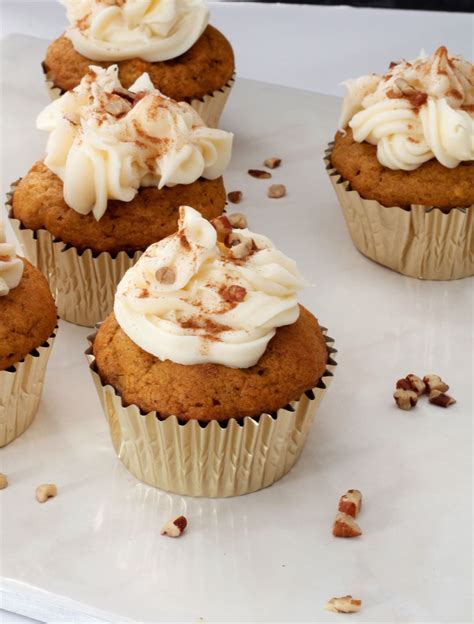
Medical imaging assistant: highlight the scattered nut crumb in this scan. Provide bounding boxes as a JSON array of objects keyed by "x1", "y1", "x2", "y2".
[
  {"x1": 227, "y1": 212, "x2": 247, "y2": 229},
  {"x1": 338, "y1": 489, "x2": 362, "y2": 518},
  {"x1": 211, "y1": 215, "x2": 232, "y2": 242},
  {"x1": 155, "y1": 266, "x2": 176, "y2": 285},
  {"x1": 227, "y1": 190, "x2": 243, "y2": 204},
  {"x1": 428, "y1": 390, "x2": 456, "y2": 408},
  {"x1": 228, "y1": 237, "x2": 254, "y2": 259},
  {"x1": 325, "y1": 596, "x2": 362, "y2": 613},
  {"x1": 161, "y1": 515, "x2": 187, "y2": 537},
  {"x1": 332, "y1": 512, "x2": 362, "y2": 538},
  {"x1": 393, "y1": 388, "x2": 418, "y2": 410},
  {"x1": 405, "y1": 374, "x2": 426, "y2": 395},
  {"x1": 248, "y1": 169, "x2": 272, "y2": 179},
  {"x1": 0, "y1": 473, "x2": 8, "y2": 490},
  {"x1": 36, "y1": 484, "x2": 57, "y2": 503},
  {"x1": 221, "y1": 285, "x2": 247, "y2": 303},
  {"x1": 423, "y1": 374, "x2": 449, "y2": 393},
  {"x1": 263, "y1": 157, "x2": 282, "y2": 169},
  {"x1": 267, "y1": 184, "x2": 286, "y2": 199}
]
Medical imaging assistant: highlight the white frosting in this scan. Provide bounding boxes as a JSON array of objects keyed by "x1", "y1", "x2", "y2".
[
  {"x1": 339, "y1": 47, "x2": 474, "y2": 170},
  {"x1": 37, "y1": 65, "x2": 233, "y2": 220},
  {"x1": 114, "y1": 207, "x2": 306, "y2": 368},
  {"x1": 0, "y1": 220, "x2": 24, "y2": 297},
  {"x1": 61, "y1": 0, "x2": 209, "y2": 62}
]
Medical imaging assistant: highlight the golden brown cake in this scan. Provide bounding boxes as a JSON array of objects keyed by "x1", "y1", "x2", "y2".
[
  {"x1": 0, "y1": 259, "x2": 57, "y2": 371},
  {"x1": 13, "y1": 161, "x2": 226, "y2": 255},
  {"x1": 44, "y1": 25, "x2": 235, "y2": 102},
  {"x1": 331, "y1": 129, "x2": 474, "y2": 209},
  {"x1": 93, "y1": 306, "x2": 328, "y2": 422}
]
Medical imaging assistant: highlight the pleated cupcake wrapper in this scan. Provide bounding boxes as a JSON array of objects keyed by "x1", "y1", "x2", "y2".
[
  {"x1": 85, "y1": 328, "x2": 337, "y2": 497},
  {"x1": 43, "y1": 64, "x2": 235, "y2": 129},
  {"x1": 324, "y1": 144, "x2": 473, "y2": 280},
  {"x1": 7, "y1": 183, "x2": 142, "y2": 327},
  {"x1": 0, "y1": 328, "x2": 56, "y2": 447}
]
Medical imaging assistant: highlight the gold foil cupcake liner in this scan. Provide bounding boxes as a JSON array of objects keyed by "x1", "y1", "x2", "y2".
[
  {"x1": 85, "y1": 328, "x2": 337, "y2": 497},
  {"x1": 7, "y1": 183, "x2": 141, "y2": 327},
  {"x1": 324, "y1": 144, "x2": 473, "y2": 280},
  {"x1": 43, "y1": 64, "x2": 235, "y2": 129},
  {"x1": 0, "y1": 328, "x2": 56, "y2": 447}
]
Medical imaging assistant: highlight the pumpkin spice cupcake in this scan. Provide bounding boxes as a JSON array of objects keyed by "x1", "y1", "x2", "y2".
[
  {"x1": 9, "y1": 65, "x2": 232, "y2": 326},
  {"x1": 87, "y1": 206, "x2": 337, "y2": 497},
  {"x1": 0, "y1": 219, "x2": 57, "y2": 447},
  {"x1": 326, "y1": 46, "x2": 473, "y2": 280},
  {"x1": 43, "y1": 0, "x2": 235, "y2": 127}
]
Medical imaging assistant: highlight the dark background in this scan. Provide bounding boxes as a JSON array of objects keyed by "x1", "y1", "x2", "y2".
[{"x1": 257, "y1": 0, "x2": 472, "y2": 11}]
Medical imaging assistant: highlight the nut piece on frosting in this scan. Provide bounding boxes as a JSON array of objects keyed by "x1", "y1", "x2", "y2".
[
  {"x1": 114, "y1": 205, "x2": 306, "y2": 369},
  {"x1": 338, "y1": 47, "x2": 474, "y2": 171},
  {"x1": 0, "y1": 219, "x2": 24, "y2": 297},
  {"x1": 37, "y1": 65, "x2": 233, "y2": 221}
]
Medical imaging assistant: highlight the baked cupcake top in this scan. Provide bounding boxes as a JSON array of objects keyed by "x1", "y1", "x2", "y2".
[
  {"x1": 60, "y1": 0, "x2": 209, "y2": 62},
  {"x1": 114, "y1": 207, "x2": 306, "y2": 368},
  {"x1": 0, "y1": 220, "x2": 23, "y2": 297},
  {"x1": 339, "y1": 47, "x2": 473, "y2": 170},
  {"x1": 37, "y1": 65, "x2": 233, "y2": 220}
]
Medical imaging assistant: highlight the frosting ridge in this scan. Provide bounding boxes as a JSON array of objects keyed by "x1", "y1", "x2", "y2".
[
  {"x1": 339, "y1": 47, "x2": 474, "y2": 170},
  {"x1": 37, "y1": 65, "x2": 233, "y2": 220},
  {"x1": 61, "y1": 0, "x2": 209, "y2": 62},
  {"x1": 114, "y1": 207, "x2": 306, "y2": 368}
]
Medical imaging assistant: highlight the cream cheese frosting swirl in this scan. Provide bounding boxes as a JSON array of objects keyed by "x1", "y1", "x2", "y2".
[
  {"x1": 60, "y1": 0, "x2": 209, "y2": 62},
  {"x1": 37, "y1": 65, "x2": 233, "y2": 220},
  {"x1": 0, "y1": 220, "x2": 24, "y2": 297},
  {"x1": 114, "y1": 207, "x2": 306, "y2": 368},
  {"x1": 339, "y1": 47, "x2": 474, "y2": 170}
]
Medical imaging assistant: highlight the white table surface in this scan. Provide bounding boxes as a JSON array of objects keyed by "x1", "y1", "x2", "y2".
[{"x1": 0, "y1": 3, "x2": 472, "y2": 624}]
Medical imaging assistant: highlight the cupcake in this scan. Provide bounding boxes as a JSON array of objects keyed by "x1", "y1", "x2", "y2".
[
  {"x1": 9, "y1": 65, "x2": 233, "y2": 327},
  {"x1": 0, "y1": 219, "x2": 57, "y2": 447},
  {"x1": 86, "y1": 206, "x2": 337, "y2": 497},
  {"x1": 43, "y1": 0, "x2": 235, "y2": 127},
  {"x1": 326, "y1": 47, "x2": 473, "y2": 280}
]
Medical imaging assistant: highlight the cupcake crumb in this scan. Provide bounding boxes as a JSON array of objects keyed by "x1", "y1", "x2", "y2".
[{"x1": 0, "y1": 474, "x2": 8, "y2": 490}]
